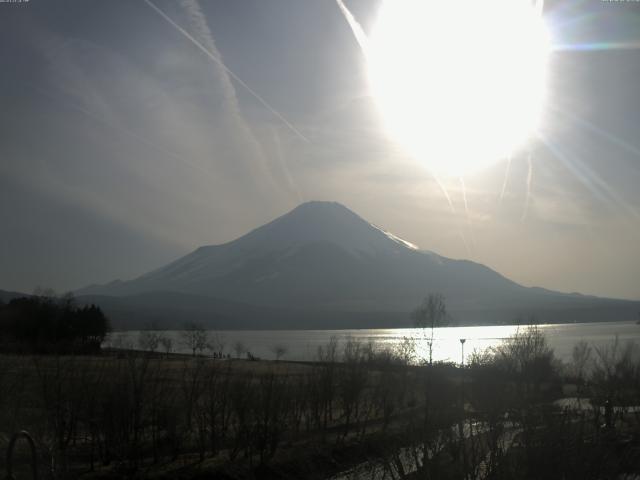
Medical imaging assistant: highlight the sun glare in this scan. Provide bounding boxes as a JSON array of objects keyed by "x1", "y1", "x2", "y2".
[{"x1": 367, "y1": 0, "x2": 551, "y2": 177}]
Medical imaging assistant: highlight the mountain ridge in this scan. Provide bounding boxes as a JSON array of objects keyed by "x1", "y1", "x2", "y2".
[
  {"x1": 71, "y1": 201, "x2": 640, "y2": 328},
  {"x1": 76, "y1": 201, "x2": 520, "y2": 307}
]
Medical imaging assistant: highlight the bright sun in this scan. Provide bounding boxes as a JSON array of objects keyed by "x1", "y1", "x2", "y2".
[{"x1": 366, "y1": 0, "x2": 551, "y2": 177}]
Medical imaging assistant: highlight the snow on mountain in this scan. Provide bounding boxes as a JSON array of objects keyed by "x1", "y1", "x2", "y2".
[{"x1": 76, "y1": 201, "x2": 640, "y2": 327}]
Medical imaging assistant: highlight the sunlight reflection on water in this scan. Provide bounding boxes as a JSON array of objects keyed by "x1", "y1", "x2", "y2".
[{"x1": 107, "y1": 321, "x2": 640, "y2": 364}]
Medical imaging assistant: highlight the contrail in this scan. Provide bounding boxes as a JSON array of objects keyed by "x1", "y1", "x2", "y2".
[
  {"x1": 544, "y1": 107, "x2": 640, "y2": 221},
  {"x1": 335, "y1": 0, "x2": 370, "y2": 54},
  {"x1": 434, "y1": 174, "x2": 474, "y2": 256},
  {"x1": 335, "y1": 0, "x2": 454, "y2": 218},
  {"x1": 434, "y1": 174, "x2": 456, "y2": 214},
  {"x1": 460, "y1": 177, "x2": 470, "y2": 218},
  {"x1": 176, "y1": 0, "x2": 288, "y2": 193},
  {"x1": 499, "y1": 154, "x2": 512, "y2": 203},
  {"x1": 521, "y1": 150, "x2": 534, "y2": 222},
  {"x1": 460, "y1": 176, "x2": 476, "y2": 249},
  {"x1": 178, "y1": 0, "x2": 241, "y2": 111},
  {"x1": 143, "y1": 0, "x2": 308, "y2": 142},
  {"x1": 459, "y1": 230, "x2": 472, "y2": 258},
  {"x1": 538, "y1": 133, "x2": 640, "y2": 222},
  {"x1": 336, "y1": 0, "x2": 482, "y2": 256},
  {"x1": 552, "y1": 106, "x2": 640, "y2": 160},
  {"x1": 272, "y1": 127, "x2": 303, "y2": 202},
  {"x1": 29, "y1": 83, "x2": 219, "y2": 184}
]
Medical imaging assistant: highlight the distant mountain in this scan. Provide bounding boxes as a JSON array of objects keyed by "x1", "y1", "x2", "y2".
[
  {"x1": 0, "y1": 289, "x2": 30, "y2": 303},
  {"x1": 75, "y1": 291, "x2": 412, "y2": 330},
  {"x1": 77, "y1": 201, "x2": 640, "y2": 329}
]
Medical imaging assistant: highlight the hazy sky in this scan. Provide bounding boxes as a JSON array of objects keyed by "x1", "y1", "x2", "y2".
[{"x1": 1, "y1": 0, "x2": 639, "y2": 300}]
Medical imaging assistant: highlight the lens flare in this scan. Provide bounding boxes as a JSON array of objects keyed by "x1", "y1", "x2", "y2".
[{"x1": 366, "y1": 0, "x2": 551, "y2": 177}]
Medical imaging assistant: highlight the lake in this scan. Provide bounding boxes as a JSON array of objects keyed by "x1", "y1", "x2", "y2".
[{"x1": 108, "y1": 320, "x2": 640, "y2": 364}]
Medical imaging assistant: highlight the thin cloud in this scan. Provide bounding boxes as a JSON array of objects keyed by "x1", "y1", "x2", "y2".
[{"x1": 145, "y1": 0, "x2": 308, "y2": 142}]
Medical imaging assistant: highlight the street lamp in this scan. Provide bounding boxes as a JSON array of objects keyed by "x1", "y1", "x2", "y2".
[{"x1": 460, "y1": 338, "x2": 466, "y2": 367}]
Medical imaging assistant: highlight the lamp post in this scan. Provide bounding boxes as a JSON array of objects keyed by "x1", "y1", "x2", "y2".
[{"x1": 460, "y1": 338, "x2": 466, "y2": 367}]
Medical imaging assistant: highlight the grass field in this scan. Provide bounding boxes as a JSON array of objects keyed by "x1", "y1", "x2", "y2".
[{"x1": 1, "y1": 329, "x2": 640, "y2": 479}]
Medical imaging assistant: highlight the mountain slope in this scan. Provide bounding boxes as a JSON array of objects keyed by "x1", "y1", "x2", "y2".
[
  {"x1": 0, "y1": 289, "x2": 30, "y2": 303},
  {"x1": 77, "y1": 201, "x2": 640, "y2": 327}
]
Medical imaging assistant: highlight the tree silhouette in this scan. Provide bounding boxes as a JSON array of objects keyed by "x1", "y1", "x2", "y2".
[
  {"x1": 180, "y1": 322, "x2": 208, "y2": 356},
  {"x1": 271, "y1": 344, "x2": 287, "y2": 361},
  {"x1": 412, "y1": 293, "x2": 448, "y2": 365},
  {"x1": 0, "y1": 294, "x2": 110, "y2": 353}
]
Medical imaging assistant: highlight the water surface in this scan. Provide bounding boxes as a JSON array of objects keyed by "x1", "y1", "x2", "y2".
[{"x1": 108, "y1": 320, "x2": 640, "y2": 364}]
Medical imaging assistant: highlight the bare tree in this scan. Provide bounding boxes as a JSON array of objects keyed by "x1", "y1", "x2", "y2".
[
  {"x1": 233, "y1": 341, "x2": 246, "y2": 359},
  {"x1": 207, "y1": 332, "x2": 226, "y2": 357},
  {"x1": 571, "y1": 340, "x2": 591, "y2": 382},
  {"x1": 159, "y1": 336, "x2": 173, "y2": 356},
  {"x1": 111, "y1": 332, "x2": 133, "y2": 351},
  {"x1": 412, "y1": 293, "x2": 448, "y2": 364},
  {"x1": 397, "y1": 336, "x2": 417, "y2": 365},
  {"x1": 590, "y1": 338, "x2": 640, "y2": 427},
  {"x1": 181, "y1": 322, "x2": 208, "y2": 357},
  {"x1": 271, "y1": 344, "x2": 288, "y2": 361},
  {"x1": 338, "y1": 338, "x2": 369, "y2": 438},
  {"x1": 138, "y1": 330, "x2": 161, "y2": 353}
]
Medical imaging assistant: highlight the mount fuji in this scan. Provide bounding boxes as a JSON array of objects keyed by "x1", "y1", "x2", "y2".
[{"x1": 76, "y1": 202, "x2": 640, "y2": 329}]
